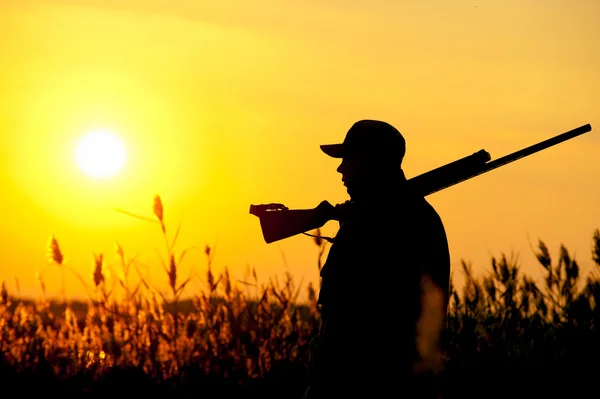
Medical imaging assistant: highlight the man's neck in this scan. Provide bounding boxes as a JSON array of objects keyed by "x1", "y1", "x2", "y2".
[{"x1": 350, "y1": 169, "x2": 409, "y2": 205}]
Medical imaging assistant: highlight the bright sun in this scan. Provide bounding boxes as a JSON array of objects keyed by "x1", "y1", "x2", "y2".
[{"x1": 75, "y1": 130, "x2": 127, "y2": 179}]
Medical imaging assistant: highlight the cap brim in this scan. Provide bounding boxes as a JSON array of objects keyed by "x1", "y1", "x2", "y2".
[{"x1": 320, "y1": 144, "x2": 344, "y2": 158}]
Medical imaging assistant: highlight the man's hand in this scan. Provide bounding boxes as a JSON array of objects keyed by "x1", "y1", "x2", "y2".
[
  {"x1": 315, "y1": 200, "x2": 336, "y2": 223},
  {"x1": 413, "y1": 274, "x2": 447, "y2": 376}
]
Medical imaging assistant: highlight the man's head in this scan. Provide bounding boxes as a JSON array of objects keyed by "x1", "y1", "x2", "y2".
[{"x1": 320, "y1": 120, "x2": 406, "y2": 197}]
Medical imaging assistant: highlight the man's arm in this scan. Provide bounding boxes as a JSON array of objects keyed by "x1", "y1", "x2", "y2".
[{"x1": 413, "y1": 204, "x2": 451, "y2": 376}]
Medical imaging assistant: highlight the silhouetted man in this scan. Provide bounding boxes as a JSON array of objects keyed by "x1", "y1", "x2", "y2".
[{"x1": 304, "y1": 120, "x2": 451, "y2": 399}]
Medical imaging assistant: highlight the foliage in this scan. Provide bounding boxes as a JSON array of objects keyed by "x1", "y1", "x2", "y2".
[{"x1": 1, "y1": 196, "x2": 600, "y2": 398}]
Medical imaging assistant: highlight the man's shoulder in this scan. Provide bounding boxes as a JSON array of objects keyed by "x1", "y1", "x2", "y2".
[
  {"x1": 419, "y1": 197, "x2": 444, "y2": 221},
  {"x1": 402, "y1": 194, "x2": 443, "y2": 220},
  {"x1": 398, "y1": 195, "x2": 448, "y2": 243}
]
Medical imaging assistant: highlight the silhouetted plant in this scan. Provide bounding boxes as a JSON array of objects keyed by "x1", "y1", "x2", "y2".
[{"x1": 1, "y1": 198, "x2": 599, "y2": 398}]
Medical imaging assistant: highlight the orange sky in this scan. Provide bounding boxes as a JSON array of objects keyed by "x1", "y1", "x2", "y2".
[{"x1": 1, "y1": 0, "x2": 599, "y2": 301}]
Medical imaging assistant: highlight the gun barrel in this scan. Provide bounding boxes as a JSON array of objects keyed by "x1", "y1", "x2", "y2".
[
  {"x1": 477, "y1": 123, "x2": 591, "y2": 173},
  {"x1": 408, "y1": 149, "x2": 491, "y2": 196},
  {"x1": 415, "y1": 123, "x2": 592, "y2": 196}
]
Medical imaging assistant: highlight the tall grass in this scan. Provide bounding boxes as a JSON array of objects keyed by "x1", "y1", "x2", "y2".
[{"x1": 1, "y1": 196, "x2": 599, "y2": 398}]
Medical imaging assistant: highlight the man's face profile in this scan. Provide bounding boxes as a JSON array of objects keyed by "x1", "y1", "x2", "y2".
[
  {"x1": 337, "y1": 154, "x2": 368, "y2": 196},
  {"x1": 337, "y1": 152, "x2": 402, "y2": 197}
]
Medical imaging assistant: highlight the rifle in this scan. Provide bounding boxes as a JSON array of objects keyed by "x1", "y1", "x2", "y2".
[{"x1": 250, "y1": 123, "x2": 592, "y2": 244}]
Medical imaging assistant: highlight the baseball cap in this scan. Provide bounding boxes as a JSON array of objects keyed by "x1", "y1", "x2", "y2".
[{"x1": 320, "y1": 119, "x2": 406, "y2": 163}]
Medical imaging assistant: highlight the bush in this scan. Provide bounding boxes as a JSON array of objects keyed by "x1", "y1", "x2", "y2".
[{"x1": 2, "y1": 196, "x2": 599, "y2": 398}]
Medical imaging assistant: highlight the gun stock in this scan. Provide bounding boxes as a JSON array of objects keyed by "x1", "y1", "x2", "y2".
[
  {"x1": 249, "y1": 201, "x2": 343, "y2": 244},
  {"x1": 251, "y1": 123, "x2": 592, "y2": 244}
]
